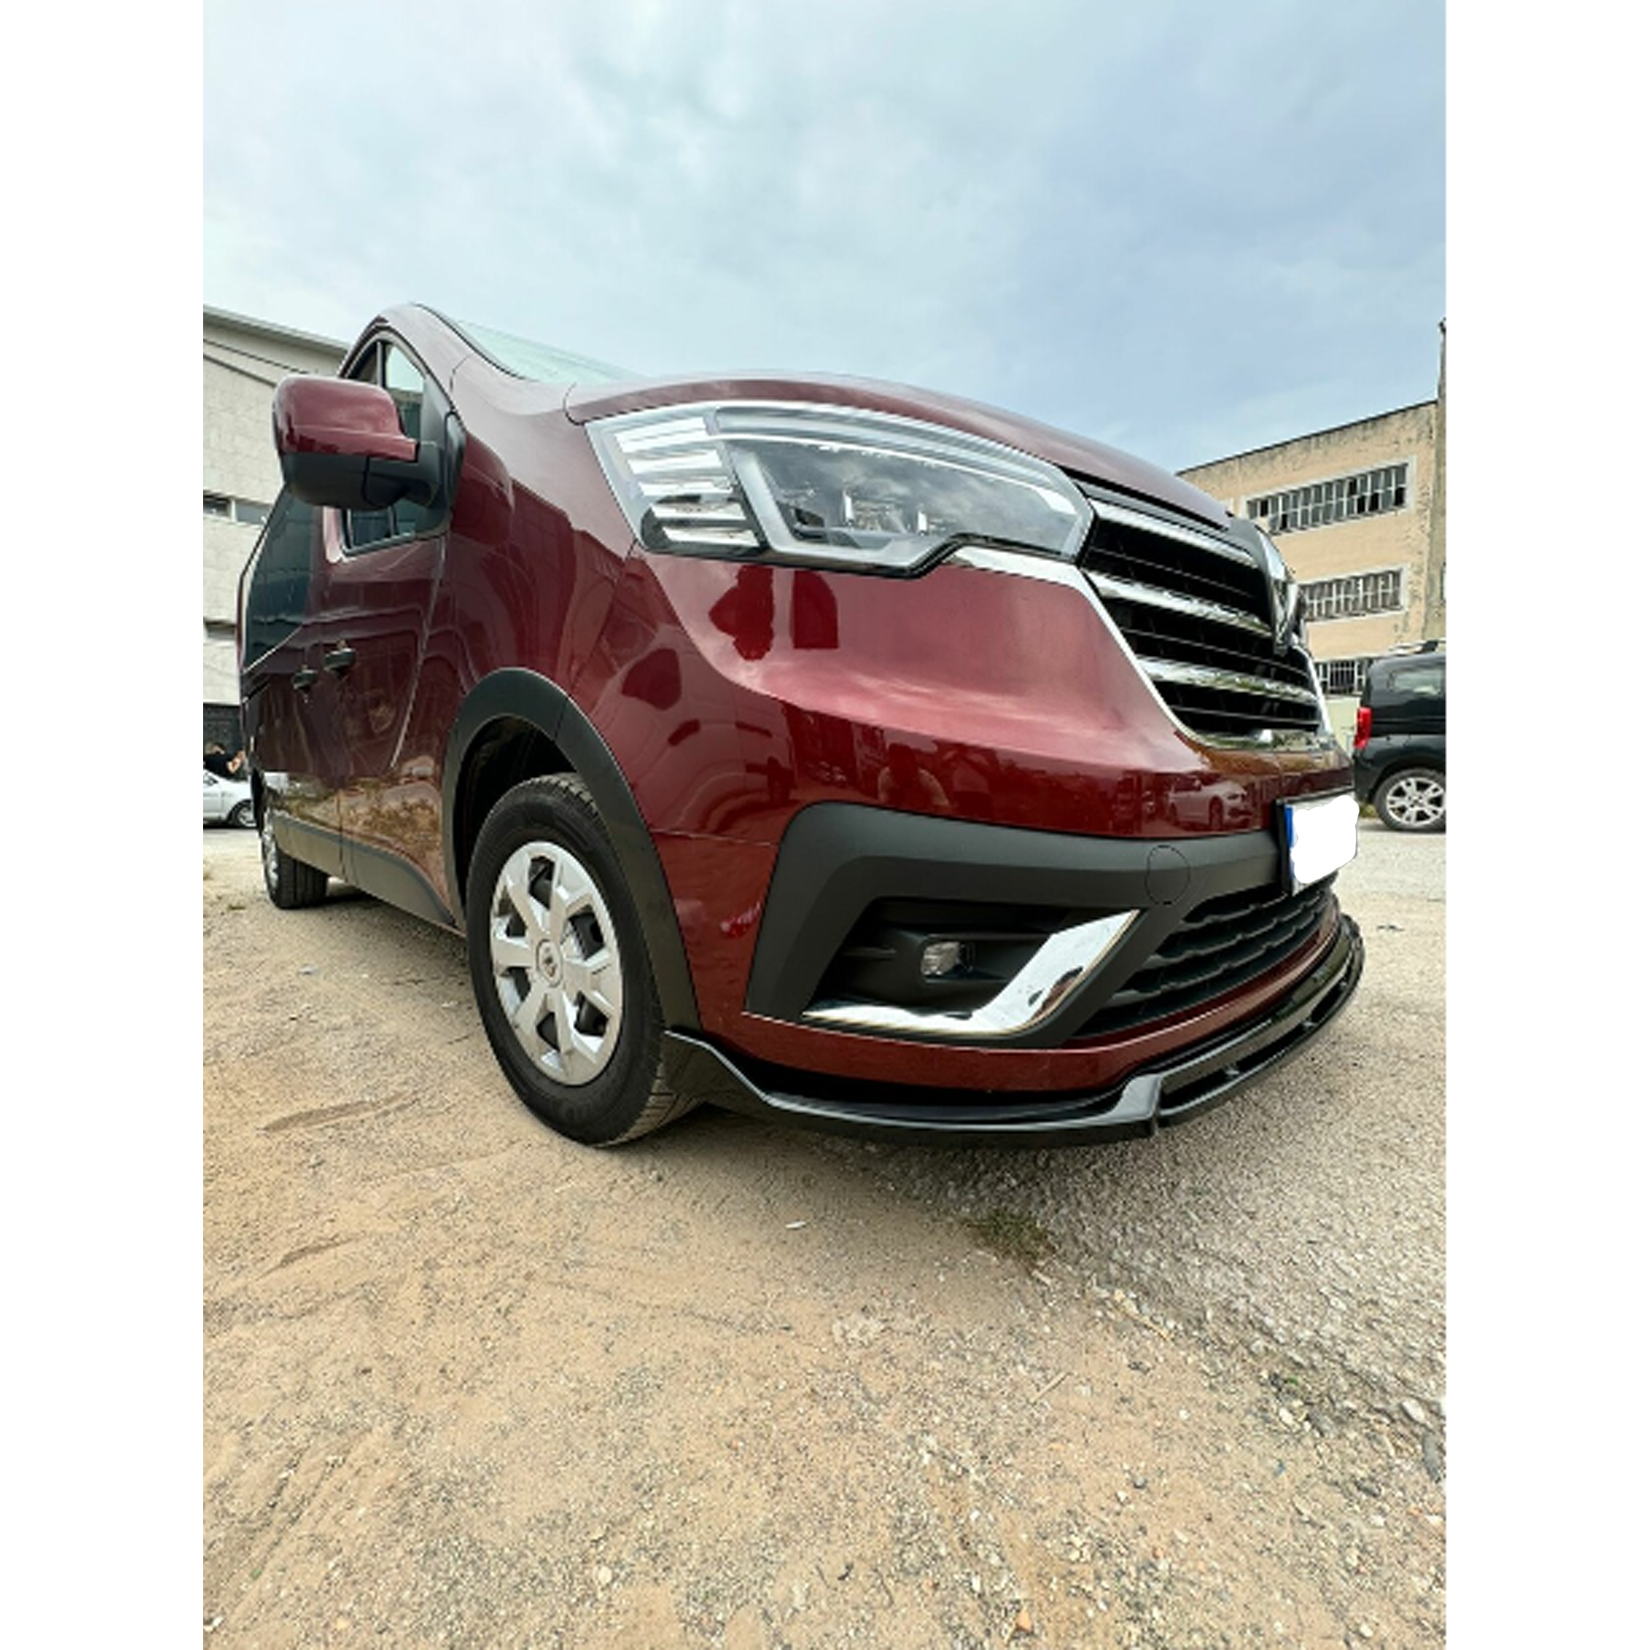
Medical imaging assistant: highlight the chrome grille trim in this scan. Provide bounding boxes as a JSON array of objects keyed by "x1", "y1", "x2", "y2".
[
  {"x1": 1136, "y1": 657, "x2": 1324, "y2": 706},
  {"x1": 1087, "y1": 572, "x2": 1273, "y2": 638},
  {"x1": 1086, "y1": 497, "x2": 1255, "y2": 565},
  {"x1": 1074, "y1": 493, "x2": 1332, "y2": 742},
  {"x1": 944, "y1": 547, "x2": 1336, "y2": 752}
]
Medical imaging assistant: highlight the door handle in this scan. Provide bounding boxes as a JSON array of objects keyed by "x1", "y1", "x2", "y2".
[
  {"x1": 293, "y1": 667, "x2": 319, "y2": 691},
  {"x1": 323, "y1": 646, "x2": 357, "y2": 675}
]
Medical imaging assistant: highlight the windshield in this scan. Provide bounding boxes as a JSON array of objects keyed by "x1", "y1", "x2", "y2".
[{"x1": 445, "y1": 315, "x2": 635, "y2": 386}]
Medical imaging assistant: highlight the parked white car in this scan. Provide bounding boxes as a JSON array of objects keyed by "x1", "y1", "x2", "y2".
[
  {"x1": 1165, "y1": 776, "x2": 1254, "y2": 831},
  {"x1": 203, "y1": 769, "x2": 255, "y2": 829}
]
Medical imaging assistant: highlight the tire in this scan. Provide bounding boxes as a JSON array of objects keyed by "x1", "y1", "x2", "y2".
[
  {"x1": 260, "y1": 803, "x2": 330, "y2": 908},
  {"x1": 464, "y1": 775, "x2": 699, "y2": 1146},
  {"x1": 228, "y1": 801, "x2": 255, "y2": 830},
  {"x1": 1374, "y1": 767, "x2": 1445, "y2": 833}
]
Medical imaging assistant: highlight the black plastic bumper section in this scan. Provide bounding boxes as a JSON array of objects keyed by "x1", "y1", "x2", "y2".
[
  {"x1": 745, "y1": 803, "x2": 1303, "y2": 1048},
  {"x1": 661, "y1": 913, "x2": 1363, "y2": 1146}
]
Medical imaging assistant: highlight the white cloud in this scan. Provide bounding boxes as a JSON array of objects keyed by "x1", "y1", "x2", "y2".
[{"x1": 204, "y1": 0, "x2": 1443, "y2": 465}]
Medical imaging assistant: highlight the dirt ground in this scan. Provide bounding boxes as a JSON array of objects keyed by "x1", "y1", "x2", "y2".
[{"x1": 203, "y1": 823, "x2": 1444, "y2": 1648}]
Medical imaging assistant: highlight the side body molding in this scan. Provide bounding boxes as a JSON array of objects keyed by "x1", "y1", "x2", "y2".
[{"x1": 442, "y1": 669, "x2": 702, "y2": 1032}]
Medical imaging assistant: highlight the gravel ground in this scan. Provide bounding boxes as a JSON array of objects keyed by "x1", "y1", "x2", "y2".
[
  {"x1": 878, "y1": 821, "x2": 1446, "y2": 1439},
  {"x1": 204, "y1": 817, "x2": 1444, "y2": 1648}
]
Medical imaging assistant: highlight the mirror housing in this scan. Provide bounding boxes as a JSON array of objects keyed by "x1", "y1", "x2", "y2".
[{"x1": 272, "y1": 376, "x2": 445, "y2": 511}]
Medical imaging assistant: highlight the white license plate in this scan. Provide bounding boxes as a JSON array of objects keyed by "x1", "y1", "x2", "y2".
[{"x1": 1283, "y1": 792, "x2": 1358, "y2": 892}]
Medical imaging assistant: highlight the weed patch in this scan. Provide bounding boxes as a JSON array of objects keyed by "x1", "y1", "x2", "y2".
[{"x1": 964, "y1": 1208, "x2": 1055, "y2": 1271}]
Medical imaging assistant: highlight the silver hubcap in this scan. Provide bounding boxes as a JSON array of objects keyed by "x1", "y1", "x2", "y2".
[
  {"x1": 1387, "y1": 775, "x2": 1444, "y2": 827},
  {"x1": 489, "y1": 841, "x2": 624, "y2": 1087},
  {"x1": 260, "y1": 811, "x2": 279, "y2": 883}
]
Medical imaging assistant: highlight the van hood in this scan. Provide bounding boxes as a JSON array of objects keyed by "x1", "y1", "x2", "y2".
[{"x1": 563, "y1": 370, "x2": 1229, "y2": 532}]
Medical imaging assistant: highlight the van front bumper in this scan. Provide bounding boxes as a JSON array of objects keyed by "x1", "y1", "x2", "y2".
[{"x1": 662, "y1": 911, "x2": 1363, "y2": 1146}]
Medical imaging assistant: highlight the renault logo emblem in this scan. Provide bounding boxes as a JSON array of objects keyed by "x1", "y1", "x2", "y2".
[{"x1": 1257, "y1": 530, "x2": 1299, "y2": 654}]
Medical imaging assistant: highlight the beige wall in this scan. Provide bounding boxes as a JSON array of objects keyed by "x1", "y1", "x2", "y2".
[
  {"x1": 1423, "y1": 324, "x2": 1446, "y2": 640},
  {"x1": 1179, "y1": 401, "x2": 1440, "y2": 668},
  {"x1": 201, "y1": 366, "x2": 288, "y2": 629},
  {"x1": 203, "y1": 634, "x2": 239, "y2": 708},
  {"x1": 202, "y1": 311, "x2": 345, "y2": 717}
]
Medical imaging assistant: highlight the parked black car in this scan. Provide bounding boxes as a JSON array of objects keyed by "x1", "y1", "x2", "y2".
[{"x1": 1352, "y1": 643, "x2": 1445, "y2": 832}]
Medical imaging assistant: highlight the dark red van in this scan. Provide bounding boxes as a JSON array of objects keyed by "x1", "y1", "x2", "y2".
[{"x1": 240, "y1": 305, "x2": 1362, "y2": 1146}]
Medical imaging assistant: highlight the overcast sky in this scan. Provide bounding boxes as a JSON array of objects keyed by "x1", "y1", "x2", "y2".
[{"x1": 204, "y1": 0, "x2": 1443, "y2": 472}]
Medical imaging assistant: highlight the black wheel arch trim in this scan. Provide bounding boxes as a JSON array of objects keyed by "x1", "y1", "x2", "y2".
[{"x1": 441, "y1": 668, "x2": 702, "y2": 1032}]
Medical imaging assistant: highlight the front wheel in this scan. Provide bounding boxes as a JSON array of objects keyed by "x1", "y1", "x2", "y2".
[
  {"x1": 464, "y1": 775, "x2": 699, "y2": 1145},
  {"x1": 228, "y1": 800, "x2": 255, "y2": 830},
  {"x1": 1374, "y1": 767, "x2": 1445, "y2": 833},
  {"x1": 260, "y1": 804, "x2": 329, "y2": 908}
]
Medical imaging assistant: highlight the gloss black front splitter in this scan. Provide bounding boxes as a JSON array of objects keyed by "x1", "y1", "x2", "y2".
[{"x1": 660, "y1": 914, "x2": 1364, "y2": 1147}]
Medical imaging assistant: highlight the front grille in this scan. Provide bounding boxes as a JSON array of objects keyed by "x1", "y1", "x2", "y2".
[
  {"x1": 1076, "y1": 496, "x2": 1324, "y2": 740},
  {"x1": 1078, "y1": 877, "x2": 1336, "y2": 1037}
]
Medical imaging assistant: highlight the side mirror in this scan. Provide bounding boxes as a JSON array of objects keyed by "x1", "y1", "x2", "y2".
[{"x1": 272, "y1": 376, "x2": 445, "y2": 511}]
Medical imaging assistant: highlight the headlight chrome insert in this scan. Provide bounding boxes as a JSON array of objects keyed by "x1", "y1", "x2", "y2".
[{"x1": 590, "y1": 401, "x2": 1089, "y2": 575}]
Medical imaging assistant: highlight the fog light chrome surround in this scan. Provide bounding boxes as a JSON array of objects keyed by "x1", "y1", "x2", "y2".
[{"x1": 803, "y1": 911, "x2": 1138, "y2": 1040}]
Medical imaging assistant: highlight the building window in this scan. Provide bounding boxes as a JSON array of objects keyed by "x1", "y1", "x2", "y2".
[
  {"x1": 1248, "y1": 463, "x2": 1409, "y2": 535},
  {"x1": 1302, "y1": 569, "x2": 1404, "y2": 623},
  {"x1": 203, "y1": 491, "x2": 271, "y2": 526},
  {"x1": 1314, "y1": 656, "x2": 1374, "y2": 697}
]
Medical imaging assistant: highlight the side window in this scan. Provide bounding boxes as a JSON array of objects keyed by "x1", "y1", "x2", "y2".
[
  {"x1": 1387, "y1": 662, "x2": 1444, "y2": 699},
  {"x1": 344, "y1": 344, "x2": 394, "y2": 547},
  {"x1": 242, "y1": 491, "x2": 317, "y2": 666},
  {"x1": 385, "y1": 345, "x2": 423, "y2": 438},
  {"x1": 344, "y1": 339, "x2": 444, "y2": 551},
  {"x1": 383, "y1": 346, "x2": 438, "y2": 539}
]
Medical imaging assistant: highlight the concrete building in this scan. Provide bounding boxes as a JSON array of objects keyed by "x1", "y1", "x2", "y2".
[
  {"x1": 202, "y1": 307, "x2": 347, "y2": 753},
  {"x1": 1179, "y1": 326, "x2": 1446, "y2": 744}
]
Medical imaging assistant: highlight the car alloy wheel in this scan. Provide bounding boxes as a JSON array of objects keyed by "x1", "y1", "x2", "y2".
[
  {"x1": 486, "y1": 840, "x2": 625, "y2": 1086},
  {"x1": 1377, "y1": 770, "x2": 1445, "y2": 832},
  {"x1": 229, "y1": 800, "x2": 255, "y2": 829}
]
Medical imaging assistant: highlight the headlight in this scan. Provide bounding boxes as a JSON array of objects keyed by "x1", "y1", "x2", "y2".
[{"x1": 589, "y1": 401, "x2": 1089, "y2": 575}]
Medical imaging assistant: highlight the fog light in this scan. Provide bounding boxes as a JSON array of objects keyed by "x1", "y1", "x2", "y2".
[{"x1": 920, "y1": 940, "x2": 970, "y2": 978}]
